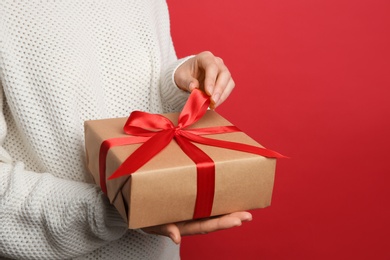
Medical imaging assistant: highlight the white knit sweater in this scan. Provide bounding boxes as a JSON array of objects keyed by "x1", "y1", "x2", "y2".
[{"x1": 0, "y1": 0, "x2": 190, "y2": 259}]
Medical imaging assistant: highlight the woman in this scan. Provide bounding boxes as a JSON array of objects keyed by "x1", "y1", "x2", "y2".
[{"x1": 0, "y1": 0, "x2": 251, "y2": 259}]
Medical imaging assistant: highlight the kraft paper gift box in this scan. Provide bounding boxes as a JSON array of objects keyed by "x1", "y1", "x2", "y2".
[{"x1": 84, "y1": 90, "x2": 283, "y2": 229}]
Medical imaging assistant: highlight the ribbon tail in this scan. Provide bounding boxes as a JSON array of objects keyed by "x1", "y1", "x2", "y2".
[
  {"x1": 184, "y1": 125, "x2": 241, "y2": 135},
  {"x1": 99, "y1": 136, "x2": 151, "y2": 194},
  {"x1": 181, "y1": 131, "x2": 287, "y2": 158},
  {"x1": 108, "y1": 129, "x2": 174, "y2": 180},
  {"x1": 175, "y1": 134, "x2": 215, "y2": 219}
]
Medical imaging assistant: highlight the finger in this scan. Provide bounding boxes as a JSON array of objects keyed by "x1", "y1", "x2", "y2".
[
  {"x1": 210, "y1": 70, "x2": 229, "y2": 105},
  {"x1": 198, "y1": 54, "x2": 231, "y2": 99},
  {"x1": 178, "y1": 73, "x2": 200, "y2": 92},
  {"x1": 203, "y1": 63, "x2": 219, "y2": 96},
  {"x1": 175, "y1": 71, "x2": 200, "y2": 92},
  {"x1": 160, "y1": 223, "x2": 181, "y2": 244},
  {"x1": 201, "y1": 212, "x2": 252, "y2": 231},
  {"x1": 226, "y1": 211, "x2": 253, "y2": 222},
  {"x1": 212, "y1": 78, "x2": 235, "y2": 109},
  {"x1": 179, "y1": 216, "x2": 240, "y2": 236},
  {"x1": 178, "y1": 211, "x2": 252, "y2": 236},
  {"x1": 174, "y1": 57, "x2": 200, "y2": 92},
  {"x1": 142, "y1": 223, "x2": 182, "y2": 244},
  {"x1": 210, "y1": 212, "x2": 252, "y2": 228},
  {"x1": 164, "y1": 224, "x2": 182, "y2": 244},
  {"x1": 211, "y1": 65, "x2": 235, "y2": 106},
  {"x1": 182, "y1": 77, "x2": 200, "y2": 92},
  {"x1": 196, "y1": 54, "x2": 219, "y2": 95}
]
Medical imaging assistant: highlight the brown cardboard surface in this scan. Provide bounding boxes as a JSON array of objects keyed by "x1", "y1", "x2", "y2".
[{"x1": 84, "y1": 110, "x2": 276, "y2": 229}]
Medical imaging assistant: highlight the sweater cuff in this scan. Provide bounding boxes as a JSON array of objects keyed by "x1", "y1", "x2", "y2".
[
  {"x1": 104, "y1": 205, "x2": 128, "y2": 228},
  {"x1": 160, "y1": 55, "x2": 195, "y2": 112},
  {"x1": 94, "y1": 190, "x2": 128, "y2": 235}
]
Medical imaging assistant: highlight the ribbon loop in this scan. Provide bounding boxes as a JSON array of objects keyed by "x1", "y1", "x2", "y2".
[
  {"x1": 124, "y1": 111, "x2": 175, "y2": 135},
  {"x1": 108, "y1": 129, "x2": 175, "y2": 180},
  {"x1": 178, "y1": 89, "x2": 210, "y2": 128}
]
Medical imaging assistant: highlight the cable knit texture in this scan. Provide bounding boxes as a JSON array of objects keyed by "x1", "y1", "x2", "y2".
[{"x1": 0, "y1": 0, "x2": 189, "y2": 259}]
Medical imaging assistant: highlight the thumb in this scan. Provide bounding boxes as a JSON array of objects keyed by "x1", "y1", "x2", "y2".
[
  {"x1": 142, "y1": 223, "x2": 182, "y2": 244},
  {"x1": 174, "y1": 64, "x2": 199, "y2": 92},
  {"x1": 179, "y1": 78, "x2": 200, "y2": 92},
  {"x1": 187, "y1": 78, "x2": 200, "y2": 92},
  {"x1": 163, "y1": 223, "x2": 182, "y2": 244}
]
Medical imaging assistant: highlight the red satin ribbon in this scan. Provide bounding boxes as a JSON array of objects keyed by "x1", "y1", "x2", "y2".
[{"x1": 99, "y1": 89, "x2": 285, "y2": 219}]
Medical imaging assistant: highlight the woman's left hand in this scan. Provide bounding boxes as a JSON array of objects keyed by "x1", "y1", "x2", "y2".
[
  {"x1": 174, "y1": 51, "x2": 235, "y2": 109},
  {"x1": 142, "y1": 211, "x2": 252, "y2": 244}
]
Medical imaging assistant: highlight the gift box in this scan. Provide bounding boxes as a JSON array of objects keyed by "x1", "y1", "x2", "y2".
[{"x1": 84, "y1": 90, "x2": 283, "y2": 229}]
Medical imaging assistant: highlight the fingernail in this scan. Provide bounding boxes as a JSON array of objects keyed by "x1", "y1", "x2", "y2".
[
  {"x1": 211, "y1": 93, "x2": 220, "y2": 105},
  {"x1": 169, "y1": 232, "x2": 180, "y2": 244},
  {"x1": 188, "y1": 82, "x2": 195, "y2": 91},
  {"x1": 244, "y1": 213, "x2": 253, "y2": 222},
  {"x1": 206, "y1": 85, "x2": 213, "y2": 95},
  {"x1": 169, "y1": 232, "x2": 175, "y2": 240}
]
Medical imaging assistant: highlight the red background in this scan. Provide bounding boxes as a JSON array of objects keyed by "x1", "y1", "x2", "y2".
[{"x1": 167, "y1": 0, "x2": 390, "y2": 259}]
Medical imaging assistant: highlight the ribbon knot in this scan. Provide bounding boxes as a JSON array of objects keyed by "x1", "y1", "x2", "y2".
[
  {"x1": 174, "y1": 126, "x2": 182, "y2": 135},
  {"x1": 99, "y1": 89, "x2": 285, "y2": 219}
]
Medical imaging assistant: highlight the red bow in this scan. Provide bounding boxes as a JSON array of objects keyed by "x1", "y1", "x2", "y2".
[{"x1": 99, "y1": 89, "x2": 285, "y2": 219}]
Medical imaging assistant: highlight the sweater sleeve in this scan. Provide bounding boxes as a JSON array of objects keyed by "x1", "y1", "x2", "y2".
[
  {"x1": 160, "y1": 55, "x2": 194, "y2": 112},
  {"x1": 152, "y1": 0, "x2": 193, "y2": 113},
  {"x1": 0, "y1": 93, "x2": 127, "y2": 259}
]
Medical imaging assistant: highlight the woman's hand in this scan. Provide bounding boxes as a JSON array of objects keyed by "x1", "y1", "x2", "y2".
[
  {"x1": 142, "y1": 211, "x2": 252, "y2": 244},
  {"x1": 174, "y1": 51, "x2": 235, "y2": 109},
  {"x1": 161, "y1": 51, "x2": 244, "y2": 244}
]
